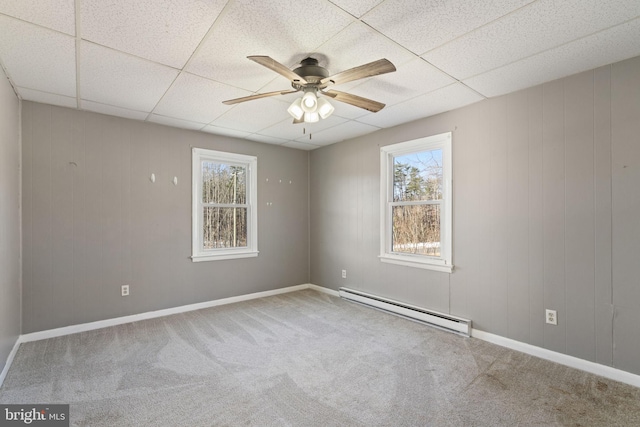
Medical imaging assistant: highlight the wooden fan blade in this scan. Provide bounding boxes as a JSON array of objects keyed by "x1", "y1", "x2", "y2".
[
  {"x1": 292, "y1": 118, "x2": 304, "y2": 124},
  {"x1": 320, "y1": 59, "x2": 396, "y2": 87},
  {"x1": 222, "y1": 90, "x2": 298, "y2": 105},
  {"x1": 323, "y1": 90, "x2": 385, "y2": 112},
  {"x1": 248, "y1": 56, "x2": 308, "y2": 85}
]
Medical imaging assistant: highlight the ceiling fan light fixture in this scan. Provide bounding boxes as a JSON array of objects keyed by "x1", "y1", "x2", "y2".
[
  {"x1": 317, "y1": 97, "x2": 335, "y2": 119},
  {"x1": 304, "y1": 111, "x2": 319, "y2": 123},
  {"x1": 222, "y1": 56, "x2": 396, "y2": 125},
  {"x1": 301, "y1": 90, "x2": 318, "y2": 113},
  {"x1": 287, "y1": 98, "x2": 304, "y2": 120}
]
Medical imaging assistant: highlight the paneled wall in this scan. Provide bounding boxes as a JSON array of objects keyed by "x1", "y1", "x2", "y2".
[
  {"x1": 310, "y1": 56, "x2": 640, "y2": 375},
  {"x1": 0, "y1": 66, "x2": 21, "y2": 373},
  {"x1": 21, "y1": 103, "x2": 310, "y2": 333}
]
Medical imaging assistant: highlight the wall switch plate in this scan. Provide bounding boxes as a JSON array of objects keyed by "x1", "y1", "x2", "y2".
[
  {"x1": 341, "y1": 270, "x2": 347, "y2": 279},
  {"x1": 546, "y1": 309, "x2": 557, "y2": 325},
  {"x1": 121, "y1": 285, "x2": 130, "y2": 297}
]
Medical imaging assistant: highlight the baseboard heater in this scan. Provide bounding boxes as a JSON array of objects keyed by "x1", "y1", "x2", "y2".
[{"x1": 339, "y1": 287, "x2": 471, "y2": 337}]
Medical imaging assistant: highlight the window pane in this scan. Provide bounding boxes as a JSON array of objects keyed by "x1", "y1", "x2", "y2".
[
  {"x1": 392, "y1": 204, "x2": 440, "y2": 256},
  {"x1": 203, "y1": 207, "x2": 247, "y2": 249},
  {"x1": 393, "y1": 149, "x2": 442, "y2": 202},
  {"x1": 202, "y1": 162, "x2": 246, "y2": 204}
]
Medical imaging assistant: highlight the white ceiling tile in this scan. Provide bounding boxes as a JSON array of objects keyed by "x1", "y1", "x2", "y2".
[
  {"x1": 258, "y1": 115, "x2": 348, "y2": 140},
  {"x1": 464, "y1": 18, "x2": 640, "y2": 97},
  {"x1": 282, "y1": 141, "x2": 321, "y2": 150},
  {"x1": 210, "y1": 98, "x2": 293, "y2": 133},
  {"x1": 256, "y1": 77, "x2": 301, "y2": 95},
  {"x1": 363, "y1": 0, "x2": 533, "y2": 55},
  {"x1": 257, "y1": 119, "x2": 318, "y2": 141},
  {"x1": 81, "y1": 100, "x2": 149, "y2": 121},
  {"x1": 80, "y1": 42, "x2": 179, "y2": 112},
  {"x1": 357, "y1": 83, "x2": 484, "y2": 128},
  {"x1": 18, "y1": 87, "x2": 77, "y2": 109},
  {"x1": 147, "y1": 114, "x2": 206, "y2": 131},
  {"x1": 185, "y1": 0, "x2": 353, "y2": 91},
  {"x1": 81, "y1": 0, "x2": 227, "y2": 69},
  {"x1": 295, "y1": 120, "x2": 380, "y2": 145},
  {"x1": 345, "y1": 58, "x2": 456, "y2": 107},
  {"x1": 202, "y1": 125, "x2": 252, "y2": 139},
  {"x1": 246, "y1": 134, "x2": 288, "y2": 145},
  {"x1": 329, "y1": 100, "x2": 373, "y2": 120},
  {"x1": 311, "y1": 21, "x2": 415, "y2": 77},
  {"x1": 0, "y1": 0, "x2": 75, "y2": 35},
  {"x1": 423, "y1": 0, "x2": 640, "y2": 80},
  {"x1": 188, "y1": 45, "x2": 285, "y2": 94},
  {"x1": 329, "y1": 0, "x2": 384, "y2": 18},
  {"x1": 0, "y1": 16, "x2": 76, "y2": 96},
  {"x1": 153, "y1": 72, "x2": 251, "y2": 123}
]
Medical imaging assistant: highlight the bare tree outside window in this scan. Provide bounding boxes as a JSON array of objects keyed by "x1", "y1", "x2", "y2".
[
  {"x1": 380, "y1": 133, "x2": 452, "y2": 272},
  {"x1": 391, "y1": 149, "x2": 443, "y2": 256},
  {"x1": 201, "y1": 162, "x2": 248, "y2": 249},
  {"x1": 192, "y1": 148, "x2": 257, "y2": 262}
]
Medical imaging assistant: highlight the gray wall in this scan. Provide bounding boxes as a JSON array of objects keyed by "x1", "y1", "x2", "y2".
[
  {"x1": 21, "y1": 102, "x2": 310, "y2": 333},
  {"x1": 0, "y1": 67, "x2": 21, "y2": 373},
  {"x1": 310, "y1": 55, "x2": 640, "y2": 375}
]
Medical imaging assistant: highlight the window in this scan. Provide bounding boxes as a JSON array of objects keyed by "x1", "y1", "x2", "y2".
[
  {"x1": 380, "y1": 132, "x2": 452, "y2": 272},
  {"x1": 192, "y1": 148, "x2": 258, "y2": 262}
]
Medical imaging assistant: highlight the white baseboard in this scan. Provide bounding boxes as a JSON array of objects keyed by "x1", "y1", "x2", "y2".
[
  {"x1": 0, "y1": 337, "x2": 21, "y2": 388},
  {"x1": 307, "y1": 283, "x2": 339, "y2": 297},
  {"x1": 1, "y1": 284, "x2": 322, "y2": 388},
  {"x1": 7, "y1": 284, "x2": 637, "y2": 391},
  {"x1": 20, "y1": 284, "x2": 310, "y2": 343},
  {"x1": 472, "y1": 329, "x2": 640, "y2": 389}
]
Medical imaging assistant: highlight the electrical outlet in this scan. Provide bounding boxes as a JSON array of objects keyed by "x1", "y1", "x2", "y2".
[
  {"x1": 121, "y1": 285, "x2": 130, "y2": 297},
  {"x1": 341, "y1": 269, "x2": 347, "y2": 279},
  {"x1": 545, "y1": 309, "x2": 557, "y2": 325}
]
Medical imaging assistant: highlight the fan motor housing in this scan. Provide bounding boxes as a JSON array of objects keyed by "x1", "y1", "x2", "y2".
[{"x1": 292, "y1": 57, "x2": 329, "y2": 88}]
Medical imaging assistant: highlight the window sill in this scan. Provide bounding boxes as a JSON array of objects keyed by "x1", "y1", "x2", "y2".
[
  {"x1": 191, "y1": 251, "x2": 259, "y2": 262},
  {"x1": 379, "y1": 254, "x2": 453, "y2": 273}
]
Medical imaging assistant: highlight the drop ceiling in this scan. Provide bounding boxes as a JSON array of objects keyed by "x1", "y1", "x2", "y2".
[{"x1": 1, "y1": 0, "x2": 639, "y2": 150}]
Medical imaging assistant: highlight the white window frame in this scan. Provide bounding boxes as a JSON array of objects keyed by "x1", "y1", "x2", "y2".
[
  {"x1": 379, "y1": 132, "x2": 453, "y2": 273},
  {"x1": 192, "y1": 148, "x2": 258, "y2": 262}
]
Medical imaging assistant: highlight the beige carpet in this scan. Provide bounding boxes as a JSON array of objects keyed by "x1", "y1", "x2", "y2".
[{"x1": 1, "y1": 289, "x2": 639, "y2": 426}]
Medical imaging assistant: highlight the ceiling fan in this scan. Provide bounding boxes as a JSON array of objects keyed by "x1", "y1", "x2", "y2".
[{"x1": 222, "y1": 56, "x2": 396, "y2": 123}]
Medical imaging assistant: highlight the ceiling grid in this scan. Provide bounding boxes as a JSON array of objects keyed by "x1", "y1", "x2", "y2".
[{"x1": 0, "y1": 0, "x2": 638, "y2": 150}]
